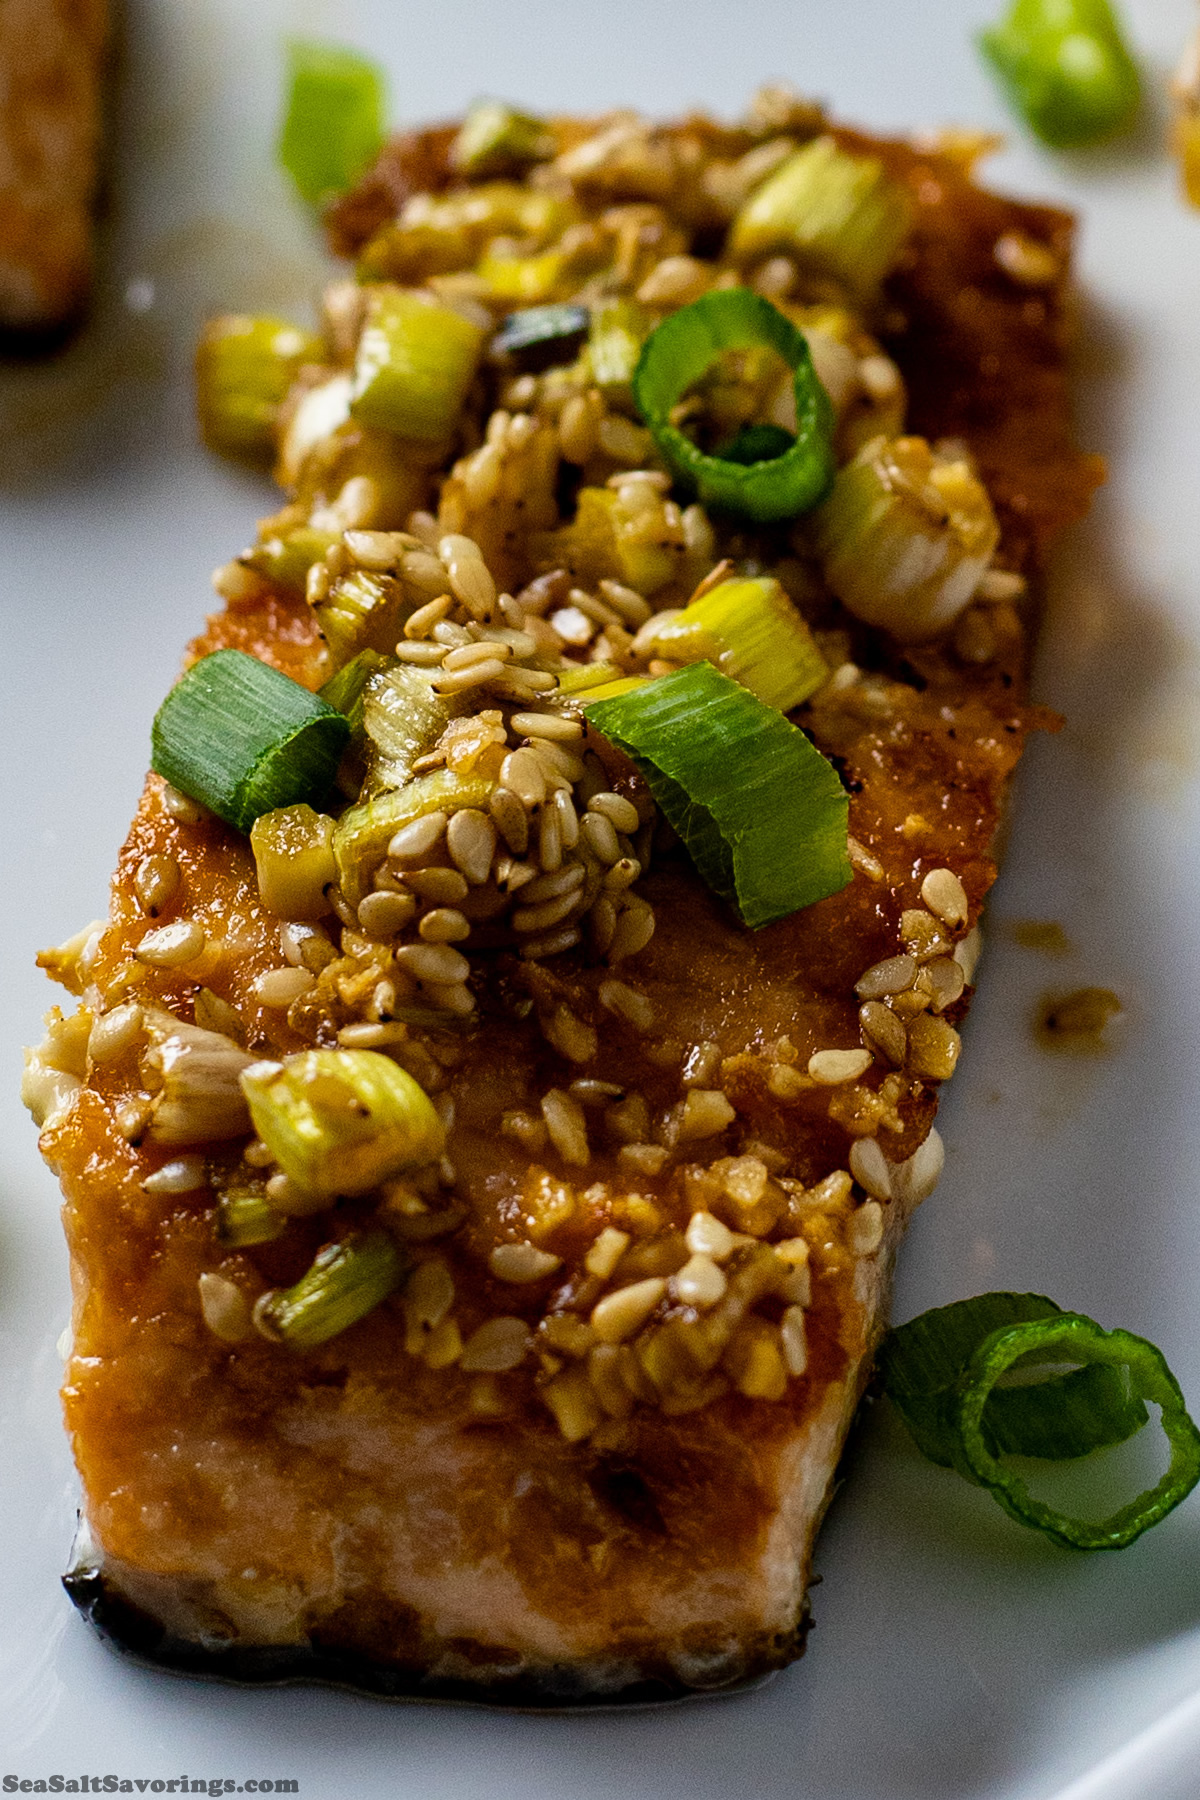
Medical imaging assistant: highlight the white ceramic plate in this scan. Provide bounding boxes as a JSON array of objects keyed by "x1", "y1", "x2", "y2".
[{"x1": 5, "y1": 0, "x2": 1200, "y2": 1792}]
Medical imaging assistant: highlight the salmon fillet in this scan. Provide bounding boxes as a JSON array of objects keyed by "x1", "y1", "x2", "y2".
[
  {"x1": 27, "y1": 96, "x2": 1100, "y2": 1702},
  {"x1": 0, "y1": 0, "x2": 107, "y2": 337}
]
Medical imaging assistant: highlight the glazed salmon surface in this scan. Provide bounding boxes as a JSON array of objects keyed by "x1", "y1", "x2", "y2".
[{"x1": 33, "y1": 101, "x2": 1099, "y2": 1700}]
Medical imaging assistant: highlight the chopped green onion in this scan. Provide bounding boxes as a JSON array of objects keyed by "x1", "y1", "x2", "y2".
[
  {"x1": 729, "y1": 135, "x2": 912, "y2": 299},
  {"x1": 350, "y1": 286, "x2": 486, "y2": 441},
  {"x1": 151, "y1": 650, "x2": 350, "y2": 835},
  {"x1": 546, "y1": 485, "x2": 681, "y2": 597},
  {"x1": 249, "y1": 804, "x2": 337, "y2": 921},
  {"x1": 632, "y1": 289, "x2": 835, "y2": 523},
  {"x1": 555, "y1": 662, "x2": 623, "y2": 696},
  {"x1": 255, "y1": 1230, "x2": 407, "y2": 1351},
  {"x1": 195, "y1": 315, "x2": 322, "y2": 460},
  {"x1": 278, "y1": 40, "x2": 386, "y2": 206},
  {"x1": 313, "y1": 567, "x2": 411, "y2": 672},
  {"x1": 980, "y1": 0, "x2": 1141, "y2": 149},
  {"x1": 215, "y1": 1188, "x2": 286, "y2": 1248},
  {"x1": 588, "y1": 299, "x2": 652, "y2": 400},
  {"x1": 318, "y1": 648, "x2": 395, "y2": 731},
  {"x1": 491, "y1": 304, "x2": 590, "y2": 370},
  {"x1": 716, "y1": 423, "x2": 797, "y2": 464},
  {"x1": 635, "y1": 575, "x2": 826, "y2": 714},
  {"x1": 584, "y1": 663, "x2": 850, "y2": 928},
  {"x1": 241, "y1": 1049, "x2": 446, "y2": 1201},
  {"x1": 812, "y1": 434, "x2": 1000, "y2": 641},
  {"x1": 333, "y1": 766, "x2": 496, "y2": 907},
  {"x1": 361, "y1": 663, "x2": 462, "y2": 796},
  {"x1": 450, "y1": 99, "x2": 555, "y2": 178},
  {"x1": 474, "y1": 244, "x2": 572, "y2": 305},
  {"x1": 245, "y1": 525, "x2": 341, "y2": 594},
  {"x1": 880, "y1": 1293, "x2": 1200, "y2": 1550}
]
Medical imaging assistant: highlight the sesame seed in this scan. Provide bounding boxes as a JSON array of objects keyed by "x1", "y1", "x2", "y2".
[
  {"x1": 142, "y1": 1154, "x2": 207, "y2": 1195},
  {"x1": 541, "y1": 1088, "x2": 590, "y2": 1165},
  {"x1": 459, "y1": 1317, "x2": 532, "y2": 1373},
  {"x1": 677, "y1": 1089, "x2": 736, "y2": 1141},
  {"x1": 500, "y1": 748, "x2": 546, "y2": 808},
  {"x1": 395, "y1": 942, "x2": 470, "y2": 984},
  {"x1": 780, "y1": 1306, "x2": 808, "y2": 1376},
  {"x1": 591, "y1": 1277, "x2": 666, "y2": 1344},
  {"x1": 588, "y1": 791, "x2": 641, "y2": 834},
  {"x1": 446, "y1": 809, "x2": 497, "y2": 885},
  {"x1": 133, "y1": 853, "x2": 181, "y2": 917},
  {"x1": 136, "y1": 919, "x2": 207, "y2": 968},
  {"x1": 920, "y1": 867, "x2": 969, "y2": 928},
  {"x1": 808, "y1": 1047, "x2": 873, "y2": 1085},
  {"x1": 889, "y1": 1126, "x2": 945, "y2": 1206},
  {"x1": 855, "y1": 954, "x2": 919, "y2": 1001},
  {"x1": 859, "y1": 1000, "x2": 908, "y2": 1068},
  {"x1": 198, "y1": 1272, "x2": 251, "y2": 1344},
  {"x1": 357, "y1": 890, "x2": 417, "y2": 938},
  {"x1": 88, "y1": 1001, "x2": 144, "y2": 1065},
  {"x1": 418, "y1": 907, "x2": 471, "y2": 943},
  {"x1": 670, "y1": 1254, "x2": 727, "y2": 1308},
  {"x1": 404, "y1": 866, "x2": 469, "y2": 904},
  {"x1": 388, "y1": 812, "x2": 447, "y2": 863},
  {"x1": 847, "y1": 1200, "x2": 885, "y2": 1256},
  {"x1": 848, "y1": 1138, "x2": 893, "y2": 1201},
  {"x1": 421, "y1": 980, "x2": 476, "y2": 1016},
  {"x1": 490, "y1": 1241, "x2": 562, "y2": 1282},
  {"x1": 581, "y1": 810, "x2": 621, "y2": 864},
  {"x1": 251, "y1": 967, "x2": 315, "y2": 1008},
  {"x1": 685, "y1": 1211, "x2": 735, "y2": 1261},
  {"x1": 510, "y1": 711, "x2": 583, "y2": 742},
  {"x1": 907, "y1": 1013, "x2": 962, "y2": 1081},
  {"x1": 585, "y1": 1226, "x2": 631, "y2": 1279}
]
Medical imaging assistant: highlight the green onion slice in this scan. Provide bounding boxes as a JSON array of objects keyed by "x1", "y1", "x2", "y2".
[
  {"x1": 631, "y1": 289, "x2": 835, "y2": 523},
  {"x1": 979, "y1": 0, "x2": 1141, "y2": 149},
  {"x1": 255, "y1": 1230, "x2": 408, "y2": 1351},
  {"x1": 152, "y1": 650, "x2": 350, "y2": 834},
  {"x1": 278, "y1": 39, "x2": 387, "y2": 206},
  {"x1": 584, "y1": 663, "x2": 850, "y2": 928},
  {"x1": 491, "y1": 303, "x2": 590, "y2": 370},
  {"x1": 880, "y1": 1292, "x2": 1200, "y2": 1550}
]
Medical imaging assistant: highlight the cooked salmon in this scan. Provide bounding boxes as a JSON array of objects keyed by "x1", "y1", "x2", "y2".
[{"x1": 26, "y1": 93, "x2": 1099, "y2": 1702}]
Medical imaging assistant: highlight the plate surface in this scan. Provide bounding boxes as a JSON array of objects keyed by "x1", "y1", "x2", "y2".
[{"x1": 4, "y1": 0, "x2": 1200, "y2": 1793}]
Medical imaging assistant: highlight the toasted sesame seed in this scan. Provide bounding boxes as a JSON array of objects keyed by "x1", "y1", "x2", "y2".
[
  {"x1": 519, "y1": 926, "x2": 582, "y2": 959},
  {"x1": 538, "y1": 804, "x2": 563, "y2": 873},
  {"x1": 848, "y1": 1138, "x2": 893, "y2": 1202},
  {"x1": 581, "y1": 810, "x2": 621, "y2": 864},
  {"x1": 514, "y1": 890, "x2": 583, "y2": 934},
  {"x1": 422, "y1": 980, "x2": 477, "y2": 1016},
  {"x1": 552, "y1": 787, "x2": 579, "y2": 849},
  {"x1": 541, "y1": 1088, "x2": 590, "y2": 1165},
  {"x1": 432, "y1": 657, "x2": 509, "y2": 693},
  {"x1": 588, "y1": 790, "x2": 641, "y2": 833},
  {"x1": 602, "y1": 856, "x2": 641, "y2": 893},
  {"x1": 926, "y1": 956, "x2": 966, "y2": 1013},
  {"x1": 357, "y1": 890, "x2": 417, "y2": 938},
  {"x1": 446, "y1": 809, "x2": 497, "y2": 885},
  {"x1": 199, "y1": 1272, "x2": 251, "y2": 1343},
  {"x1": 889, "y1": 1126, "x2": 945, "y2": 1206},
  {"x1": 808, "y1": 1047, "x2": 873, "y2": 1085},
  {"x1": 954, "y1": 924, "x2": 983, "y2": 983},
  {"x1": 388, "y1": 812, "x2": 447, "y2": 863},
  {"x1": 598, "y1": 979, "x2": 654, "y2": 1030},
  {"x1": 855, "y1": 954, "x2": 918, "y2": 1002},
  {"x1": 686, "y1": 1210, "x2": 735, "y2": 1261},
  {"x1": 142, "y1": 1154, "x2": 207, "y2": 1195},
  {"x1": 404, "y1": 866, "x2": 469, "y2": 904},
  {"x1": 337, "y1": 1021, "x2": 411, "y2": 1047},
  {"x1": 136, "y1": 919, "x2": 207, "y2": 968},
  {"x1": 509, "y1": 711, "x2": 582, "y2": 743},
  {"x1": 543, "y1": 1365, "x2": 603, "y2": 1441},
  {"x1": 442, "y1": 639, "x2": 512, "y2": 672},
  {"x1": 88, "y1": 1001, "x2": 144, "y2": 1065},
  {"x1": 780, "y1": 1305, "x2": 808, "y2": 1376},
  {"x1": 542, "y1": 1004, "x2": 597, "y2": 1065},
  {"x1": 160, "y1": 783, "x2": 210, "y2": 825},
  {"x1": 848, "y1": 1200, "x2": 885, "y2": 1256},
  {"x1": 489, "y1": 786, "x2": 529, "y2": 854},
  {"x1": 585, "y1": 1226, "x2": 631, "y2": 1279},
  {"x1": 570, "y1": 1078, "x2": 624, "y2": 1106},
  {"x1": 591, "y1": 1277, "x2": 666, "y2": 1344},
  {"x1": 920, "y1": 867, "x2": 969, "y2": 928},
  {"x1": 394, "y1": 641, "x2": 449, "y2": 665},
  {"x1": 859, "y1": 1000, "x2": 908, "y2": 1068},
  {"x1": 608, "y1": 902, "x2": 655, "y2": 963},
  {"x1": 459, "y1": 1316, "x2": 532, "y2": 1373},
  {"x1": 418, "y1": 907, "x2": 470, "y2": 943},
  {"x1": 847, "y1": 835, "x2": 885, "y2": 881},
  {"x1": 900, "y1": 908, "x2": 952, "y2": 960},
  {"x1": 521, "y1": 862, "x2": 585, "y2": 905},
  {"x1": 133, "y1": 853, "x2": 181, "y2": 917},
  {"x1": 396, "y1": 942, "x2": 470, "y2": 984},
  {"x1": 858, "y1": 353, "x2": 902, "y2": 402},
  {"x1": 251, "y1": 966, "x2": 315, "y2": 1007},
  {"x1": 490, "y1": 1241, "x2": 562, "y2": 1282},
  {"x1": 439, "y1": 533, "x2": 496, "y2": 617},
  {"x1": 598, "y1": 579, "x2": 652, "y2": 626},
  {"x1": 671, "y1": 1254, "x2": 727, "y2": 1308},
  {"x1": 500, "y1": 748, "x2": 546, "y2": 808}
]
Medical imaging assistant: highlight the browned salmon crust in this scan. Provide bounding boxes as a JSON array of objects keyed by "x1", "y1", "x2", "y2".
[
  {"x1": 0, "y1": 0, "x2": 107, "y2": 338},
  {"x1": 36, "y1": 106, "x2": 1099, "y2": 1703}
]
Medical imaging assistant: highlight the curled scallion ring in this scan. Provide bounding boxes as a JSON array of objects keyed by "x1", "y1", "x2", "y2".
[{"x1": 631, "y1": 288, "x2": 835, "y2": 523}]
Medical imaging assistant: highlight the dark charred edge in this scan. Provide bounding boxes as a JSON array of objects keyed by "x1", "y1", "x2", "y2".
[{"x1": 63, "y1": 1563, "x2": 810, "y2": 1711}]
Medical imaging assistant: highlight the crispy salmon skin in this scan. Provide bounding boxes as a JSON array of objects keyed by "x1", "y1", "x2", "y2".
[{"x1": 27, "y1": 89, "x2": 1099, "y2": 1703}]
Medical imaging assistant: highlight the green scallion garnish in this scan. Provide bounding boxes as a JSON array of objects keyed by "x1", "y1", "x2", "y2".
[
  {"x1": 491, "y1": 304, "x2": 590, "y2": 369},
  {"x1": 631, "y1": 289, "x2": 834, "y2": 523},
  {"x1": 979, "y1": 0, "x2": 1141, "y2": 149},
  {"x1": 635, "y1": 574, "x2": 827, "y2": 714},
  {"x1": 278, "y1": 40, "x2": 387, "y2": 207},
  {"x1": 584, "y1": 663, "x2": 850, "y2": 928},
  {"x1": 151, "y1": 649, "x2": 350, "y2": 834},
  {"x1": 255, "y1": 1230, "x2": 408, "y2": 1351},
  {"x1": 880, "y1": 1293, "x2": 1200, "y2": 1550}
]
